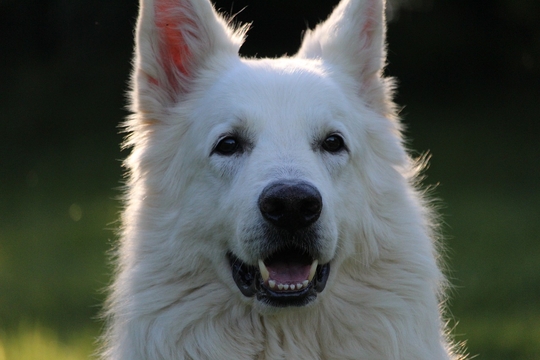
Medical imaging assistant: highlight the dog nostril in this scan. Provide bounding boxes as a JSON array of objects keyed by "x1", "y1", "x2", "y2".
[
  {"x1": 300, "y1": 198, "x2": 322, "y2": 217},
  {"x1": 260, "y1": 198, "x2": 285, "y2": 218},
  {"x1": 258, "y1": 181, "x2": 322, "y2": 230}
]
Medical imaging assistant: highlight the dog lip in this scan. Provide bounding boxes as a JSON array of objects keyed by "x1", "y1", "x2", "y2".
[
  {"x1": 227, "y1": 251, "x2": 330, "y2": 306},
  {"x1": 228, "y1": 252, "x2": 258, "y2": 297}
]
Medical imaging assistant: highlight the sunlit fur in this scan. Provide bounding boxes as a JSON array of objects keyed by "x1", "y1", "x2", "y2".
[{"x1": 101, "y1": 0, "x2": 466, "y2": 358}]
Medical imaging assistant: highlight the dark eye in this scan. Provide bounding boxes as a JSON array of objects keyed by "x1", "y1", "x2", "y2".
[
  {"x1": 322, "y1": 134, "x2": 345, "y2": 153},
  {"x1": 214, "y1": 136, "x2": 240, "y2": 155}
]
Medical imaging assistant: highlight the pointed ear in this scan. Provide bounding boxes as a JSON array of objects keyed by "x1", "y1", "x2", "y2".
[
  {"x1": 132, "y1": 0, "x2": 245, "y2": 111},
  {"x1": 296, "y1": 0, "x2": 395, "y2": 116}
]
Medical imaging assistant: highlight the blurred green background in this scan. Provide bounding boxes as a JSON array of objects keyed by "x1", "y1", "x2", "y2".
[{"x1": 1, "y1": 0, "x2": 539, "y2": 359}]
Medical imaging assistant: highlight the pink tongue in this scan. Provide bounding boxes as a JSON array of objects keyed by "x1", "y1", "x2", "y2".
[{"x1": 266, "y1": 261, "x2": 311, "y2": 284}]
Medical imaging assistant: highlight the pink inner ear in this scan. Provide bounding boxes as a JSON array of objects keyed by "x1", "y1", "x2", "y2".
[
  {"x1": 357, "y1": 0, "x2": 384, "y2": 93},
  {"x1": 154, "y1": 0, "x2": 196, "y2": 88},
  {"x1": 360, "y1": 0, "x2": 377, "y2": 51}
]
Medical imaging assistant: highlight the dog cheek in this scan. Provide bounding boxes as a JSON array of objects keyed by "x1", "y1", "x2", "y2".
[{"x1": 328, "y1": 174, "x2": 372, "y2": 260}]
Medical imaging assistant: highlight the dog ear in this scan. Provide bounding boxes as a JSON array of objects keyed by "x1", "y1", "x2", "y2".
[
  {"x1": 132, "y1": 0, "x2": 245, "y2": 111},
  {"x1": 296, "y1": 0, "x2": 394, "y2": 116}
]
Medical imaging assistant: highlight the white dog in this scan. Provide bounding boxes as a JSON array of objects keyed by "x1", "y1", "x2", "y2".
[{"x1": 102, "y1": 0, "x2": 465, "y2": 358}]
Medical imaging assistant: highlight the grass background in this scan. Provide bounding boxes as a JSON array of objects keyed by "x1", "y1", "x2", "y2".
[{"x1": 1, "y1": 0, "x2": 539, "y2": 359}]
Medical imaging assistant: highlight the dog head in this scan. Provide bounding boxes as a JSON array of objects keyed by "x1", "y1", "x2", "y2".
[{"x1": 127, "y1": 0, "x2": 407, "y2": 310}]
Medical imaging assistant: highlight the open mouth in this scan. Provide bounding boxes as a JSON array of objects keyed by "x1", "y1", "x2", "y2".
[{"x1": 228, "y1": 248, "x2": 330, "y2": 307}]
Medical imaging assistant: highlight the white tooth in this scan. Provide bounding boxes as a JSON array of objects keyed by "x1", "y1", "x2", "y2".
[
  {"x1": 297, "y1": 283, "x2": 303, "y2": 289},
  {"x1": 283, "y1": 284, "x2": 289, "y2": 290},
  {"x1": 302, "y1": 280, "x2": 309, "y2": 288},
  {"x1": 290, "y1": 284, "x2": 296, "y2": 290},
  {"x1": 308, "y1": 260, "x2": 319, "y2": 281},
  {"x1": 268, "y1": 280, "x2": 276, "y2": 289},
  {"x1": 278, "y1": 284, "x2": 284, "y2": 290},
  {"x1": 258, "y1": 259, "x2": 269, "y2": 281}
]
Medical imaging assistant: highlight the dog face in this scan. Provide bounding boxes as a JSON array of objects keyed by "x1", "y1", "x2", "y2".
[
  {"x1": 129, "y1": 0, "x2": 403, "y2": 310},
  {"x1": 195, "y1": 59, "x2": 358, "y2": 307}
]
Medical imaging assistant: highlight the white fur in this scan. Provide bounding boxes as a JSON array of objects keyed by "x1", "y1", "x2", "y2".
[{"x1": 101, "y1": 0, "x2": 465, "y2": 358}]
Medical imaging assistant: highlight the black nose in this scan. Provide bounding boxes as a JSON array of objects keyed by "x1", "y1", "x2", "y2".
[{"x1": 258, "y1": 180, "x2": 322, "y2": 231}]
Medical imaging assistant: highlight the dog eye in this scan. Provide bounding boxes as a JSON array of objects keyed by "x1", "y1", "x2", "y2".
[
  {"x1": 214, "y1": 136, "x2": 240, "y2": 155},
  {"x1": 322, "y1": 134, "x2": 345, "y2": 153}
]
